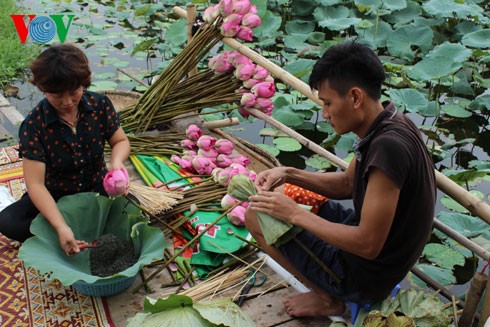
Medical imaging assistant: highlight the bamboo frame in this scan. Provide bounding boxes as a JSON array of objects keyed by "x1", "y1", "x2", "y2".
[{"x1": 172, "y1": 5, "x2": 490, "y2": 225}]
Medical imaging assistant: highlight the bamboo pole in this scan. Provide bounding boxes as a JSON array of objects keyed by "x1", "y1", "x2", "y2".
[
  {"x1": 172, "y1": 6, "x2": 490, "y2": 224},
  {"x1": 203, "y1": 117, "x2": 240, "y2": 129},
  {"x1": 186, "y1": 5, "x2": 198, "y2": 77},
  {"x1": 459, "y1": 272, "x2": 487, "y2": 327}
]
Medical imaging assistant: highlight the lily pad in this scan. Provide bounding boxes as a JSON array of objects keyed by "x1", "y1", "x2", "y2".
[
  {"x1": 256, "y1": 144, "x2": 280, "y2": 157},
  {"x1": 305, "y1": 154, "x2": 332, "y2": 171},
  {"x1": 422, "y1": 243, "x2": 465, "y2": 269},
  {"x1": 273, "y1": 137, "x2": 302, "y2": 152}
]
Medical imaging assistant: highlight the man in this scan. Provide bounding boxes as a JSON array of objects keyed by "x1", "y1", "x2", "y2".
[{"x1": 245, "y1": 41, "x2": 436, "y2": 317}]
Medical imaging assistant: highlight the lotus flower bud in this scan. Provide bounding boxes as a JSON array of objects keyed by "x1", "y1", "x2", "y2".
[
  {"x1": 229, "y1": 162, "x2": 249, "y2": 174},
  {"x1": 103, "y1": 168, "x2": 129, "y2": 197},
  {"x1": 227, "y1": 174, "x2": 257, "y2": 202},
  {"x1": 219, "y1": 0, "x2": 234, "y2": 15},
  {"x1": 264, "y1": 75, "x2": 275, "y2": 83},
  {"x1": 181, "y1": 139, "x2": 198, "y2": 150},
  {"x1": 214, "y1": 139, "x2": 234, "y2": 155},
  {"x1": 192, "y1": 157, "x2": 216, "y2": 175},
  {"x1": 198, "y1": 148, "x2": 219, "y2": 164},
  {"x1": 255, "y1": 97, "x2": 273, "y2": 109},
  {"x1": 183, "y1": 150, "x2": 197, "y2": 157},
  {"x1": 186, "y1": 124, "x2": 202, "y2": 141},
  {"x1": 249, "y1": 4, "x2": 257, "y2": 14},
  {"x1": 243, "y1": 78, "x2": 260, "y2": 89},
  {"x1": 234, "y1": 63, "x2": 255, "y2": 81},
  {"x1": 231, "y1": 155, "x2": 250, "y2": 167},
  {"x1": 231, "y1": 53, "x2": 252, "y2": 67},
  {"x1": 241, "y1": 201, "x2": 250, "y2": 208},
  {"x1": 221, "y1": 194, "x2": 241, "y2": 210},
  {"x1": 220, "y1": 14, "x2": 242, "y2": 37},
  {"x1": 262, "y1": 103, "x2": 275, "y2": 116},
  {"x1": 236, "y1": 26, "x2": 253, "y2": 41},
  {"x1": 232, "y1": 0, "x2": 252, "y2": 15},
  {"x1": 251, "y1": 81, "x2": 275, "y2": 98},
  {"x1": 197, "y1": 135, "x2": 217, "y2": 151},
  {"x1": 242, "y1": 13, "x2": 261, "y2": 28},
  {"x1": 247, "y1": 170, "x2": 257, "y2": 181},
  {"x1": 171, "y1": 155, "x2": 182, "y2": 165},
  {"x1": 179, "y1": 157, "x2": 194, "y2": 172},
  {"x1": 209, "y1": 55, "x2": 232, "y2": 73},
  {"x1": 203, "y1": 4, "x2": 220, "y2": 23},
  {"x1": 240, "y1": 93, "x2": 257, "y2": 108},
  {"x1": 214, "y1": 167, "x2": 232, "y2": 186},
  {"x1": 216, "y1": 154, "x2": 233, "y2": 168},
  {"x1": 227, "y1": 205, "x2": 247, "y2": 226},
  {"x1": 253, "y1": 66, "x2": 268, "y2": 80}
]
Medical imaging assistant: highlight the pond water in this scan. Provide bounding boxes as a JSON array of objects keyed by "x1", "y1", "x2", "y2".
[{"x1": 5, "y1": 0, "x2": 489, "y2": 305}]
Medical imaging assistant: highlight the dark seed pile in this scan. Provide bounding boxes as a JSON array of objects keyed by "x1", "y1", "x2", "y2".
[{"x1": 89, "y1": 234, "x2": 137, "y2": 277}]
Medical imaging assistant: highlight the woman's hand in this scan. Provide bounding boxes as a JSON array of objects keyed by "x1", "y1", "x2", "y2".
[
  {"x1": 57, "y1": 225, "x2": 81, "y2": 255},
  {"x1": 254, "y1": 167, "x2": 287, "y2": 192},
  {"x1": 248, "y1": 191, "x2": 303, "y2": 225}
]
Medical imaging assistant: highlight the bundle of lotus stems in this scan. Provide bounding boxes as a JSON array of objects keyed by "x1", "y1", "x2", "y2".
[{"x1": 128, "y1": 183, "x2": 183, "y2": 215}]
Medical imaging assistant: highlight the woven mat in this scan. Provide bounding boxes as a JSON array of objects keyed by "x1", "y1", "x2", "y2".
[{"x1": 0, "y1": 146, "x2": 114, "y2": 326}]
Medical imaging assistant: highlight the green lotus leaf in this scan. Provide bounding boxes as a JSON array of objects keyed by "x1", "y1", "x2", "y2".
[
  {"x1": 89, "y1": 81, "x2": 118, "y2": 92},
  {"x1": 336, "y1": 133, "x2": 356, "y2": 152},
  {"x1": 406, "y1": 56, "x2": 462, "y2": 81},
  {"x1": 413, "y1": 264, "x2": 456, "y2": 287},
  {"x1": 18, "y1": 193, "x2": 166, "y2": 286},
  {"x1": 291, "y1": 0, "x2": 316, "y2": 16},
  {"x1": 256, "y1": 144, "x2": 280, "y2": 157},
  {"x1": 308, "y1": 32, "x2": 326, "y2": 44},
  {"x1": 194, "y1": 298, "x2": 255, "y2": 327},
  {"x1": 305, "y1": 154, "x2": 332, "y2": 171},
  {"x1": 440, "y1": 190, "x2": 483, "y2": 213},
  {"x1": 166, "y1": 19, "x2": 187, "y2": 47},
  {"x1": 426, "y1": 42, "x2": 472, "y2": 63},
  {"x1": 462, "y1": 29, "x2": 490, "y2": 48},
  {"x1": 385, "y1": 1, "x2": 422, "y2": 26},
  {"x1": 387, "y1": 25, "x2": 433, "y2": 61},
  {"x1": 422, "y1": 243, "x2": 465, "y2": 269},
  {"x1": 387, "y1": 88, "x2": 428, "y2": 114},
  {"x1": 253, "y1": 10, "x2": 282, "y2": 39},
  {"x1": 273, "y1": 137, "x2": 301, "y2": 152},
  {"x1": 272, "y1": 105, "x2": 307, "y2": 127},
  {"x1": 284, "y1": 34, "x2": 309, "y2": 51},
  {"x1": 285, "y1": 20, "x2": 315, "y2": 35},
  {"x1": 383, "y1": 0, "x2": 407, "y2": 11},
  {"x1": 441, "y1": 104, "x2": 472, "y2": 118},
  {"x1": 423, "y1": 0, "x2": 483, "y2": 19},
  {"x1": 437, "y1": 211, "x2": 489, "y2": 238},
  {"x1": 283, "y1": 59, "x2": 315, "y2": 80},
  {"x1": 355, "y1": 0, "x2": 382, "y2": 8},
  {"x1": 319, "y1": 17, "x2": 362, "y2": 31}
]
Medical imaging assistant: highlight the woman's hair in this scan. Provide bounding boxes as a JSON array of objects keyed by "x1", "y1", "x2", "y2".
[
  {"x1": 29, "y1": 43, "x2": 91, "y2": 93},
  {"x1": 309, "y1": 40, "x2": 385, "y2": 100}
]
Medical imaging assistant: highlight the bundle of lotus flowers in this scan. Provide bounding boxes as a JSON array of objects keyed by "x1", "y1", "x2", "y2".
[{"x1": 118, "y1": 0, "x2": 273, "y2": 134}]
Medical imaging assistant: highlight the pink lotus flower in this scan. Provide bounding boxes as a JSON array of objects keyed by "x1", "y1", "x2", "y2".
[
  {"x1": 192, "y1": 157, "x2": 216, "y2": 175},
  {"x1": 236, "y1": 26, "x2": 253, "y2": 41},
  {"x1": 186, "y1": 124, "x2": 202, "y2": 141},
  {"x1": 242, "y1": 13, "x2": 261, "y2": 28},
  {"x1": 240, "y1": 93, "x2": 257, "y2": 107},
  {"x1": 251, "y1": 81, "x2": 275, "y2": 98},
  {"x1": 221, "y1": 14, "x2": 242, "y2": 37},
  {"x1": 197, "y1": 135, "x2": 216, "y2": 151},
  {"x1": 249, "y1": 4, "x2": 257, "y2": 14},
  {"x1": 255, "y1": 97, "x2": 273, "y2": 109},
  {"x1": 243, "y1": 78, "x2": 260, "y2": 89},
  {"x1": 213, "y1": 167, "x2": 232, "y2": 186},
  {"x1": 209, "y1": 54, "x2": 233, "y2": 73},
  {"x1": 262, "y1": 104, "x2": 275, "y2": 116},
  {"x1": 232, "y1": 0, "x2": 252, "y2": 15},
  {"x1": 230, "y1": 155, "x2": 250, "y2": 167},
  {"x1": 221, "y1": 194, "x2": 241, "y2": 210},
  {"x1": 230, "y1": 53, "x2": 252, "y2": 66},
  {"x1": 198, "y1": 148, "x2": 219, "y2": 163},
  {"x1": 214, "y1": 139, "x2": 234, "y2": 155},
  {"x1": 179, "y1": 157, "x2": 194, "y2": 172},
  {"x1": 183, "y1": 150, "x2": 197, "y2": 157},
  {"x1": 247, "y1": 170, "x2": 257, "y2": 181},
  {"x1": 264, "y1": 75, "x2": 275, "y2": 83},
  {"x1": 216, "y1": 154, "x2": 233, "y2": 168},
  {"x1": 181, "y1": 139, "x2": 198, "y2": 150},
  {"x1": 229, "y1": 162, "x2": 249, "y2": 174},
  {"x1": 235, "y1": 63, "x2": 255, "y2": 80},
  {"x1": 219, "y1": 0, "x2": 234, "y2": 15},
  {"x1": 253, "y1": 66, "x2": 268, "y2": 80},
  {"x1": 103, "y1": 168, "x2": 129, "y2": 197},
  {"x1": 203, "y1": 4, "x2": 220, "y2": 23},
  {"x1": 227, "y1": 205, "x2": 247, "y2": 226}
]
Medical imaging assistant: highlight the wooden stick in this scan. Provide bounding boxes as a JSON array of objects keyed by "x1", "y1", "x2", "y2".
[
  {"x1": 117, "y1": 67, "x2": 149, "y2": 87},
  {"x1": 459, "y1": 272, "x2": 487, "y2": 327},
  {"x1": 203, "y1": 117, "x2": 240, "y2": 129},
  {"x1": 452, "y1": 295, "x2": 459, "y2": 327},
  {"x1": 173, "y1": 5, "x2": 490, "y2": 225}
]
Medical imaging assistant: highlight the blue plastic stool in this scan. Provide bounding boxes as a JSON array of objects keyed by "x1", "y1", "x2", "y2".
[{"x1": 346, "y1": 283, "x2": 401, "y2": 324}]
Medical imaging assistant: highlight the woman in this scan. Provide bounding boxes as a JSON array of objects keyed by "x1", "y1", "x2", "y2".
[{"x1": 0, "y1": 43, "x2": 130, "y2": 256}]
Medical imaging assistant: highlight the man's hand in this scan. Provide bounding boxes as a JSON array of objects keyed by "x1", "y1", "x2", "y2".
[
  {"x1": 254, "y1": 167, "x2": 287, "y2": 192},
  {"x1": 248, "y1": 191, "x2": 304, "y2": 225}
]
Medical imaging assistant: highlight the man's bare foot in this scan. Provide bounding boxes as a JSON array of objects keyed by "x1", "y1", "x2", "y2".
[{"x1": 283, "y1": 292, "x2": 345, "y2": 317}]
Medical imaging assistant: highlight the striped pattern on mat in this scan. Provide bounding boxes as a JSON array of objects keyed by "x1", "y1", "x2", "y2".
[{"x1": 0, "y1": 146, "x2": 114, "y2": 326}]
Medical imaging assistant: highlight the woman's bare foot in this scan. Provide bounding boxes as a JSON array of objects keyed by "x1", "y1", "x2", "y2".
[{"x1": 283, "y1": 292, "x2": 345, "y2": 317}]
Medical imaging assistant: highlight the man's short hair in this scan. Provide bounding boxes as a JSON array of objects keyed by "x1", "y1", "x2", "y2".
[
  {"x1": 309, "y1": 40, "x2": 385, "y2": 100},
  {"x1": 30, "y1": 43, "x2": 91, "y2": 93}
]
